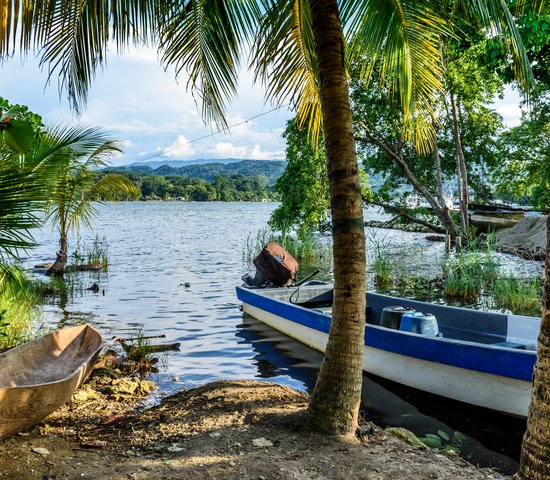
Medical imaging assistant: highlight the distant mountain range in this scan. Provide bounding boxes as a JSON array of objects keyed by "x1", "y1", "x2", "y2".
[{"x1": 108, "y1": 159, "x2": 287, "y2": 184}]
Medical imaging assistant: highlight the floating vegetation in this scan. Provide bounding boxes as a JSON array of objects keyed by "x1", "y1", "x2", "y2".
[{"x1": 68, "y1": 235, "x2": 109, "y2": 272}]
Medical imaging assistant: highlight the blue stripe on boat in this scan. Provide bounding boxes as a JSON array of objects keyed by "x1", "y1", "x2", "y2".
[{"x1": 236, "y1": 287, "x2": 536, "y2": 382}]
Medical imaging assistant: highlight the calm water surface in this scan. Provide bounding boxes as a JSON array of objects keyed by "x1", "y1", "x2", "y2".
[{"x1": 22, "y1": 202, "x2": 542, "y2": 473}]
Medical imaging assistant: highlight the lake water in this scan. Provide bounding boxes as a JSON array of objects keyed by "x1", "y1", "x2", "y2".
[{"x1": 22, "y1": 202, "x2": 543, "y2": 474}]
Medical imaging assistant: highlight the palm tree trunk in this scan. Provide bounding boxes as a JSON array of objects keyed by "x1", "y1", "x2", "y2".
[
  {"x1": 517, "y1": 214, "x2": 550, "y2": 479},
  {"x1": 307, "y1": 0, "x2": 366, "y2": 437},
  {"x1": 47, "y1": 234, "x2": 68, "y2": 277}
]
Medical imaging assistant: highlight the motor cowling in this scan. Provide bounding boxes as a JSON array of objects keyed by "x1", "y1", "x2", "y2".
[{"x1": 245, "y1": 242, "x2": 299, "y2": 287}]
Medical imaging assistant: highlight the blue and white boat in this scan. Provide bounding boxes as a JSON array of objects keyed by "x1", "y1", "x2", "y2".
[{"x1": 236, "y1": 284, "x2": 539, "y2": 417}]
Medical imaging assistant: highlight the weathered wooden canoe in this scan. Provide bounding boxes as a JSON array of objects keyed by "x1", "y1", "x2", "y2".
[{"x1": 0, "y1": 324, "x2": 103, "y2": 440}]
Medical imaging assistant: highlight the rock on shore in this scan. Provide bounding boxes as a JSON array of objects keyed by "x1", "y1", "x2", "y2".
[{"x1": 496, "y1": 215, "x2": 547, "y2": 260}]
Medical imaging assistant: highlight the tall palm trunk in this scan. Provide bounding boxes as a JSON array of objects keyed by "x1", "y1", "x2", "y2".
[
  {"x1": 307, "y1": 0, "x2": 366, "y2": 436},
  {"x1": 518, "y1": 215, "x2": 550, "y2": 479},
  {"x1": 47, "y1": 233, "x2": 68, "y2": 277}
]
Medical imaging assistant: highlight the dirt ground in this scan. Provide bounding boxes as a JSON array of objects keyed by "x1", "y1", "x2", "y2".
[{"x1": 0, "y1": 378, "x2": 507, "y2": 480}]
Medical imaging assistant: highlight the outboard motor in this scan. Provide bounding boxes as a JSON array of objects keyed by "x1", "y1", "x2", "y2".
[{"x1": 242, "y1": 242, "x2": 299, "y2": 288}]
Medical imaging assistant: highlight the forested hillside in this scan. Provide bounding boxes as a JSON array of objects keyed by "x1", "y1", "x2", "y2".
[{"x1": 109, "y1": 160, "x2": 286, "y2": 185}]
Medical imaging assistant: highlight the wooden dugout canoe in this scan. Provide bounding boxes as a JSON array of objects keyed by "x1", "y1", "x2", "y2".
[{"x1": 0, "y1": 324, "x2": 103, "y2": 440}]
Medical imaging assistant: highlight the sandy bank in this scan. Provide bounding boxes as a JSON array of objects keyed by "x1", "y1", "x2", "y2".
[
  {"x1": 496, "y1": 215, "x2": 547, "y2": 260},
  {"x1": 0, "y1": 380, "x2": 505, "y2": 479}
]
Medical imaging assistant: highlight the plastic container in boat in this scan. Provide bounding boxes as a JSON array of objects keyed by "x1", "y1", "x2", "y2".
[
  {"x1": 380, "y1": 306, "x2": 415, "y2": 329},
  {"x1": 399, "y1": 311, "x2": 439, "y2": 336}
]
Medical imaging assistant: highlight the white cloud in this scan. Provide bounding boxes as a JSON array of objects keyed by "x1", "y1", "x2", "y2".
[
  {"x1": 209, "y1": 142, "x2": 283, "y2": 160},
  {"x1": 163, "y1": 135, "x2": 197, "y2": 158},
  {"x1": 496, "y1": 104, "x2": 522, "y2": 127}
]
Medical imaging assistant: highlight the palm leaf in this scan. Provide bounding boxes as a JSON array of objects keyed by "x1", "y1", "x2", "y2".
[
  {"x1": 254, "y1": 0, "x2": 322, "y2": 146},
  {"x1": 342, "y1": 0, "x2": 447, "y2": 153},
  {"x1": 0, "y1": 0, "x2": 160, "y2": 112},
  {"x1": 158, "y1": 0, "x2": 261, "y2": 128}
]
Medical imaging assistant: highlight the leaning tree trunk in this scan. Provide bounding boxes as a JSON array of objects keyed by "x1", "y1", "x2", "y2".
[
  {"x1": 46, "y1": 234, "x2": 68, "y2": 277},
  {"x1": 307, "y1": 0, "x2": 366, "y2": 436},
  {"x1": 450, "y1": 93, "x2": 469, "y2": 234},
  {"x1": 517, "y1": 215, "x2": 550, "y2": 479}
]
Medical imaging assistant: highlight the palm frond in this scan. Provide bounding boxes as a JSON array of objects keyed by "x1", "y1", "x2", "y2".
[
  {"x1": 342, "y1": 0, "x2": 447, "y2": 153},
  {"x1": 159, "y1": 0, "x2": 261, "y2": 128},
  {"x1": 254, "y1": 0, "x2": 322, "y2": 146},
  {"x1": 0, "y1": 0, "x2": 159, "y2": 112},
  {"x1": 456, "y1": 0, "x2": 534, "y2": 92}
]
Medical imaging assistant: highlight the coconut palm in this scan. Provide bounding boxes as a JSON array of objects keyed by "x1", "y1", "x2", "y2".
[
  {"x1": 518, "y1": 214, "x2": 550, "y2": 479},
  {"x1": 0, "y1": 0, "x2": 535, "y2": 437},
  {"x1": 43, "y1": 125, "x2": 139, "y2": 276}
]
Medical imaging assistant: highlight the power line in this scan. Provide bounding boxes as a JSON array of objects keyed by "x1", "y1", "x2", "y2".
[{"x1": 136, "y1": 103, "x2": 291, "y2": 163}]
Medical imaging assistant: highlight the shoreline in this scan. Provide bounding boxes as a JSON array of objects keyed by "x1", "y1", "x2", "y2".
[{"x1": 0, "y1": 379, "x2": 505, "y2": 480}]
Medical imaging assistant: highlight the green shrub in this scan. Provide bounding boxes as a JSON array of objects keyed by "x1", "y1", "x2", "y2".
[
  {"x1": 492, "y1": 277, "x2": 542, "y2": 315},
  {"x1": 0, "y1": 267, "x2": 42, "y2": 350}
]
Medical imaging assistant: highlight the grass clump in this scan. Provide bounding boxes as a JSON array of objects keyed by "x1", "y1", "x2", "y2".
[
  {"x1": 492, "y1": 277, "x2": 542, "y2": 315},
  {"x1": 0, "y1": 267, "x2": 42, "y2": 350},
  {"x1": 243, "y1": 227, "x2": 331, "y2": 262},
  {"x1": 69, "y1": 235, "x2": 109, "y2": 271},
  {"x1": 443, "y1": 254, "x2": 483, "y2": 299}
]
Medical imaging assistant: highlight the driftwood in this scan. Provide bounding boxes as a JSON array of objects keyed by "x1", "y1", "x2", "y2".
[
  {"x1": 120, "y1": 342, "x2": 181, "y2": 355},
  {"x1": 0, "y1": 325, "x2": 103, "y2": 441}
]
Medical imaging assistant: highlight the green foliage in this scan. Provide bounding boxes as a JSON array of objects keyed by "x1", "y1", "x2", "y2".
[
  {"x1": 494, "y1": 90, "x2": 550, "y2": 209},
  {"x1": 419, "y1": 430, "x2": 466, "y2": 454},
  {"x1": 243, "y1": 227, "x2": 331, "y2": 263},
  {"x1": 110, "y1": 171, "x2": 273, "y2": 202},
  {"x1": 0, "y1": 267, "x2": 42, "y2": 350},
  {"x1": 269, "y1": 121, "x2": 330, "y2": 234},
  {"x1": 0, "y1": 97, "x2": 44, "y2": 153},
  {"x1": 492, "y1": 277, "x2": 542, "y2": 315}
]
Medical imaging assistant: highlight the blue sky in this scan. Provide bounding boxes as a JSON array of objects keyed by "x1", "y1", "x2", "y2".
[
  {"x1": 2, "y1": 46, "x2": 522, "y2": 167},
  {"x1": 2, "y1": 46, "x2": 293, "y2": 166}
]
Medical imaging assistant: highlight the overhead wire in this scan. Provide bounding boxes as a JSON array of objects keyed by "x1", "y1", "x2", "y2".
[{"x1": 136, "y1": 103, "x2": 291, "y2": 163}]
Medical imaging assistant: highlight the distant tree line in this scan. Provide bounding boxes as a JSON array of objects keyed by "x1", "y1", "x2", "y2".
[
  {"x1": 108, "y1": 159, "x2": 286, "y2": 185},
  {"x1": 97, "y1": 171, "x2": 277, "y2": 202}
]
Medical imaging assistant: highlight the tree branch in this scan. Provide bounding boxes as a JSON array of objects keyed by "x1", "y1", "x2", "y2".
[{"x1": 367, "y1": 199, "x2": 446, "y2": 234}]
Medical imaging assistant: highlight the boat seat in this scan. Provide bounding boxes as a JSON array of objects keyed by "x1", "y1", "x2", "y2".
[
  {"x1": 493, "y1": 341, "x2": 526, "y2": 350},
  {"x1": 365, "y1": 306, "x2": 377, "y2": 325}
]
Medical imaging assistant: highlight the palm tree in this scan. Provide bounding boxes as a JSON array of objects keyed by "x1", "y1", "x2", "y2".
[
  {"x1": 518, "y1": 214, "x2": 550, "y2": 479},
  {"x1": 0, "y1": 0, "x2": 534, "y2": 437},
  {"x1": 43, "y1": 125, "x2": 139, "y2": 276}
]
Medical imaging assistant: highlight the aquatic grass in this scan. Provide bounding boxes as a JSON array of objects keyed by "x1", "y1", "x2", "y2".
[
  {"x1": 243, "y1": 227, "x2": 331, "y2": 263},
  {"x1": 0, "y1": 267, "x2": 43, "y2": 350},
  {"x1": 366, "y1": 229, "x2": 395, "y2": 288},
  {"x1": 443, "y1": 254, "x2": 483, "y2": 299},
  {"x1": 492, "y1": 277, "x2": 542, "y2": 315},
  {"x1": 69, "y1": 235, "x2": 109, "y2": 270}
]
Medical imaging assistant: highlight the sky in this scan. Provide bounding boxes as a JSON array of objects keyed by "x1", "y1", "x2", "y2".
[
  {"x1": 2, "y1": 46, "x2": 523, "y2": 168},
  {"x1": 2, "y1": 46, "x2": 293, "y2": 166}
]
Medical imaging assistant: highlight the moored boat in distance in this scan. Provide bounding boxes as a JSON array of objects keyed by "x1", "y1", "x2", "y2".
[
  {"x1": 236, "y1": 284, "x2": 539, "y2": 417},
  {"x1": 0, "y1": 324, "x2": 103, "y2": 440}
]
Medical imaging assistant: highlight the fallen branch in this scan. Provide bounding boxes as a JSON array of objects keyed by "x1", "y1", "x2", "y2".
[{"x1": 368, "y1": 200, "x2": 446, "y2": 234}]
